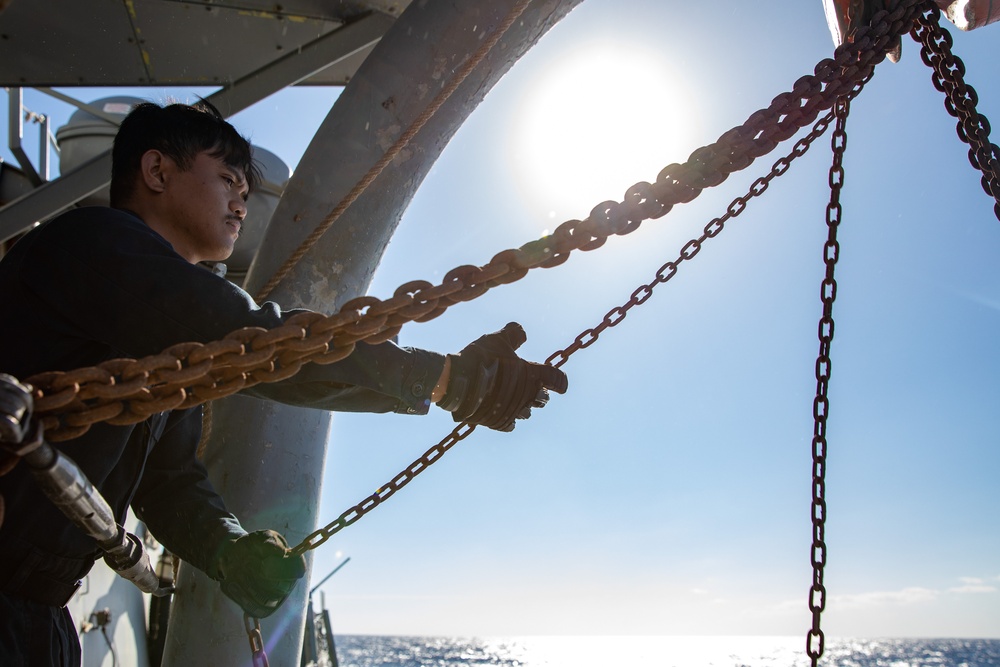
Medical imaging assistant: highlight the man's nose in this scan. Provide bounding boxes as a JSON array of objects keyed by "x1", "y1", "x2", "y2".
[{"x1": 230, "y1": 198, "x2": 247, "y2": 220}]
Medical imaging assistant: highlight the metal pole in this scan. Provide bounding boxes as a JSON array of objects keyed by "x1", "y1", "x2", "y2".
[
  {"x1": 321, "y1": 608, "x2": 338, "y2": 667},
  {"x1": 38, "y1": 114, "x2": 49, "y2": 182},
  {"x1": 301, "y1": 604, "x2": 317, "y2": 666},
  {"x1": 7, "y1": 88, "x2": 41, "y2": 186},
  {"x1": 310, "y1": 557, "x2": 351, "y2": 598}
]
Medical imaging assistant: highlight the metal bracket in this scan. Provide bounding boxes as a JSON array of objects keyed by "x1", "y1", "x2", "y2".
[{"x1": 6, "y1": 88, "x2": 46, "y2": 186}]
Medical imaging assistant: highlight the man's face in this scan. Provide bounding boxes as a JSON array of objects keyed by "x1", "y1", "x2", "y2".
[{"x1": 160, "y1": 150, "x2": 249, "y2": 264}]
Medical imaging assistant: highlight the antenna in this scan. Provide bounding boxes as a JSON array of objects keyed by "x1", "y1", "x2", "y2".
[{"x1": 309, "y1": 557, "x2": 351, "y2": 599}]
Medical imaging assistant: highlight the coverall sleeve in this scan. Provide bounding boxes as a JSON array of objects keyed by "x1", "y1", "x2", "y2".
[
  {"x1": 18, "y1": 209, "x2": 445, "y2": 415},
  {"x1": 131, "y1": 407, "x2": 245, "y2": 578}
]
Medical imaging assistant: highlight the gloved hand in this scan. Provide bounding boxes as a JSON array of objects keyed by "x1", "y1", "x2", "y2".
[
  {"x1": 437, "y1": 322, "x2": 568, "y2": 432},
  {"x1": 215, "y1": 529, "x2": 306, "y2": 618}
]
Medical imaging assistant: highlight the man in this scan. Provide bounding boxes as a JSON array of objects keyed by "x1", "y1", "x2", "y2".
[{"x1": 0, "y1": 101, "x2": 566, "y2": 665}]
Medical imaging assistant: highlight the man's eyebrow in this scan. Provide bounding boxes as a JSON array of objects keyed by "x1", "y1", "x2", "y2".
[{"x1": 222, "y1": 165, "x2": 249, "y2": 187}]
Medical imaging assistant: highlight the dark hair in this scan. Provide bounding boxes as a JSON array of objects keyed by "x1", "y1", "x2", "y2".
[{"x1": 110, "y1": 99, "x2": 261, "y2": 206}]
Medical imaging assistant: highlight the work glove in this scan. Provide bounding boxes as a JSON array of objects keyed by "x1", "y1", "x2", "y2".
[
  {"x1": 215, "y1": 529, "x2": 306, "y2": 618},
  {"x1": 437, "y1": 322, "x2": 568, "y2": 432}
]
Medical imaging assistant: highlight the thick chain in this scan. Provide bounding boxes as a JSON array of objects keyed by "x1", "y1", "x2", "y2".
[
  {"x1": 546, "y1": 98, "x2": 860, "y2": 369},
  {"x1": 806, "y1": 95, "x2": 852, "y2": 667},
  {"x1": 22, "y1": 0, "x2": 924, "y2": 443},
  {"x1": 911, "y1": 4, "x2": 1000, "y2": 221},
  {"x1": 244, "y1": 614, "x2": 269, "y2": 667},
  {"x1": 291, "y1": 79, "x2": 878, "y2": 558}
]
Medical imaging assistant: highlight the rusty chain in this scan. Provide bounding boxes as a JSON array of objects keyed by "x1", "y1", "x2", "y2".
[
  {"x1": 4, "y1": 4, "x2": 973, "y2": 665},
  {"x1": 806, "y1": 94, "x2": 852, "y2": 667},
  {"x1": 291, "y1": 423, "x2": 475, "y2": 556},
  {"x1": 802, "y1": 8, "x2": 1000, "y2": 665},
  {"x1": 22, "y1": 0, "x2": 923, "y2": 443},
  {"x1": 545, "y1": 92, "x2": 867, "y2": 370},
  {"x1": 243, "y1": 613, "x2": 269, "y2": 667},
  {"x1": 289, "y1": 75, "x2": 874, "y2": 559},
  {"x1": 912, "y1": 4, "x2": 1000, "y2": 220}
]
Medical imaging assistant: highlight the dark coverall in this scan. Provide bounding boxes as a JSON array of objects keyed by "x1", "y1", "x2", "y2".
[{"x1": 0, "y1": 206, "x2": 445, "y2": 665}]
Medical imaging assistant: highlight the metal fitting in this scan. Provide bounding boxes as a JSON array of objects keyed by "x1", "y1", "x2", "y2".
[
  {"x1": 1, "y1": 370, "x2": 172, "y2": 597},
  {"x1": 101, "y1": 529, "x2": 173, "y2": 597},
  {"x1": 23, "y1": 439, "x2": 119, "y2": 544},
  {"x1": 0, "y1": 373, "x2": 33, "y2": 445}
]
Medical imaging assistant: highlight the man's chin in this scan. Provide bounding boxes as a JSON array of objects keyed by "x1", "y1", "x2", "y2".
[{"x1": 214, "y1": 244, "x2": 236, "y2": 262}]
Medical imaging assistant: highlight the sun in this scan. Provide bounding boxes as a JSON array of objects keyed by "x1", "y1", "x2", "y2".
[{"x1": 511, "y1": 41, "x2": 697, "y2": 220}]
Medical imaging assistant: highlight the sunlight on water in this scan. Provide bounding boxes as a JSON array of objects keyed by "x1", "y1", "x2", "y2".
[
  {"x1": 330, "y1": 635, "x2": 1000, "y2": 667},
  {"x1": 493, "y1": 635, "x2": 803, "y2": 667}
]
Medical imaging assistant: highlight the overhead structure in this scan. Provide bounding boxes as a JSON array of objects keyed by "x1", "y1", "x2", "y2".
[
  {"x1": 0, "y1": 0, "x2": 403, "y2": 87},
  {"x1": 822, "y1": 0, "x2": 1000, "y2": 46},
  {"x1": 0, "y1": 0, "x2": 402, "y2": 241}
]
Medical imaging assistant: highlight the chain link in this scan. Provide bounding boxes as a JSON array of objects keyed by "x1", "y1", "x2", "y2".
[
  {"x1": 21, "y1": 0, "x2": 926, "y2": 442},
  {"x1": 7, "y1": 3, "x2": 982, "y2": 664},
  {"x1": 292, "y1": 75, "x2": 878, "y2": 559},
  {"x1": 911, "y1": 4, "x2": 1000, "y2": 221},
  {"x1": 243, "y1": 614, "x2": 269, "y2": 667},
  {"x1": 291, "y1": 422, "x2": 476, "y2": 556},
  {"x1": 806, "y1": 94, "x2": 852, "y2": 667},
  {"x1": 547, "y1": 104, "x2": 847, "y2": 370}
]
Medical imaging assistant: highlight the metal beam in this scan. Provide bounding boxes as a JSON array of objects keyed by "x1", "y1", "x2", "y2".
[
  {"x1": 37, "y1": 88, "x2": 125, "y2": 126},
  {"x1": 0, "y1": 163, "x2": 36, "y2": 206},
  {"x1": 204, "y1": 12, "x2": 395, "y2": 117},
  {"x1": 0, "y1": 13, "x2": 393, "y2": 241},
  {"x1": 0, "y1": 152, "x2": 110, "y2": 243}
]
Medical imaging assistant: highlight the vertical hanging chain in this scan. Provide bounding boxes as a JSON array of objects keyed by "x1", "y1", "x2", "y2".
[
  {"x1": 912, "y1": 5, "x2": 1000, "y2": 221},
  {"x1": 806, "y1": 95, "x2": 851, "y2": 667},
  {"x1": 244, "y1": 613, "x2": 270, "y2": 667}
]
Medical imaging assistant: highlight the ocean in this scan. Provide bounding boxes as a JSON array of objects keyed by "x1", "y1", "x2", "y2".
[{"x1": 324, "y1": 636, "x2": 1000, "y2": 667}]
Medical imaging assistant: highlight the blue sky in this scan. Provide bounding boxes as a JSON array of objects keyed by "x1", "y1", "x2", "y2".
[{"x1": 4, "y1": 0, "x2": 999, "y2": 640}]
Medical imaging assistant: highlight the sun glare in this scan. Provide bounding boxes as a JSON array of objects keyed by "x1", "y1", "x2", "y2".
[{"x1": 512, "y1": 42, "x2": 697, "y2": 219}]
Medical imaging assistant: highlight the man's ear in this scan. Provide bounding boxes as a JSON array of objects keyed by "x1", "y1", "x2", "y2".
[{"x1": 139, "y1": 150, "x2": 169, "y2": 194}]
